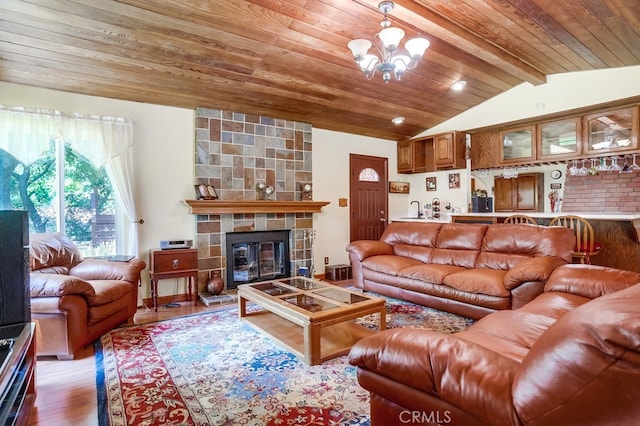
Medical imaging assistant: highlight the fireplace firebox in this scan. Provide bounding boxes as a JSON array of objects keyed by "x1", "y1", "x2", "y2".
[{"x1": 225, "y1": 230, "x2": 291, "y2": 289}]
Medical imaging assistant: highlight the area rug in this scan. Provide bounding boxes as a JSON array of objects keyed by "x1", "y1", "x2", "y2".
[{"x1": 96, "y1": 297, "x2": 474, "y2": 426}]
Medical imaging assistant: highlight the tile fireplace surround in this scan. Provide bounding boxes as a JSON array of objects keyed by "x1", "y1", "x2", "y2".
[{"x1": 192, "y1": 107, "x2": 318, "y2": 293}]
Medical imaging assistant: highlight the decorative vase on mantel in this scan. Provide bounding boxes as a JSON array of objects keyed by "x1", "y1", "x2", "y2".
[{"x1": 207, "y1": 270, "x2": 225, "y2": 295}]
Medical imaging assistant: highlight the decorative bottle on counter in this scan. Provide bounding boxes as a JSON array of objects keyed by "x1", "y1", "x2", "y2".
[{"x1": 207, "y1": 270, "x2": 225, "y2": 295}]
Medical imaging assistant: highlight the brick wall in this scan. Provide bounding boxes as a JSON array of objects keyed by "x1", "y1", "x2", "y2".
[
  {"x1": 562, "y1": 162, "x2": 640, "y2": 213},
  {"x1": 193, "y1": 107, "x2": 314, "y2": 292}
]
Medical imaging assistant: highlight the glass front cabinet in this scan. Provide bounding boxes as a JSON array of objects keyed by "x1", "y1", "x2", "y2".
[
  {"x1": 500, "y1": 126, "x2": 535, "y2": 164},
  {"x1": 537, "y1": 117, "x2": 581, "y2": 161},
  {"x1": 583, "y1": 106, "x2": 639, "y2": 155}
]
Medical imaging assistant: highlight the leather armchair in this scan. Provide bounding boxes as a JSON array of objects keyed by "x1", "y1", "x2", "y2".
[{"x1": 29, "y1": 232, "x2": 146, "y2": 359}]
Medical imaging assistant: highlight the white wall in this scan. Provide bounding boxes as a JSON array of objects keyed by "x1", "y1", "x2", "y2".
[
  {"x1": 421, "y1": 66, "x2": 640, "y2": 136},
  {"x1": 311, "y1": 129, "x2": 397, "y2": 269}
]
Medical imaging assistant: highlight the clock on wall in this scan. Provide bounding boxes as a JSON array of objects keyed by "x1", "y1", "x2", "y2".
[{"x1": 550, "y1": 170, "x2": 563, "y2": 179}]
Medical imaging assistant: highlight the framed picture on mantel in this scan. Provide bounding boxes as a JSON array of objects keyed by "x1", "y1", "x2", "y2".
[{"x1": 195, "y1": 184, "x2": 218, "y2": 200}]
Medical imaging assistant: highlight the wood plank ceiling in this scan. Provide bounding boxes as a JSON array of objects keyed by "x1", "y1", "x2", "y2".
[{"x1": 1, "y1": 0, "x2": 639, "y2": 140}]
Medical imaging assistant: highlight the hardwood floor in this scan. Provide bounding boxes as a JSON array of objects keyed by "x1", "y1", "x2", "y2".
[{"x1": 27, "y1": 300, "x2": 233, "y2": 426}]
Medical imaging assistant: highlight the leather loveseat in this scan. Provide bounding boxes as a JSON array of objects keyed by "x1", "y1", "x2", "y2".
[
  {"x1": 29, "y1": 232, "x2": 146, "y2": 359},
  {"x1": 348, "y1": 264, "x2": 640, "y2": 425},
  {"x1": 346, "y1": 222, "x2": 575, "y2": 319}
]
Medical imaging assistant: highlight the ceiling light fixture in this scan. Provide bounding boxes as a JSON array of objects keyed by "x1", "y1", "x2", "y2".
[
  {"x1": 348, "y1": 1, "x2": 429, "y2": 83},
  {"x1": 391, "y1": 116, "x2": 405, "y2": 124},
  {"x1": 450, "y1": 80, "x2": 467, "y2": 91}
]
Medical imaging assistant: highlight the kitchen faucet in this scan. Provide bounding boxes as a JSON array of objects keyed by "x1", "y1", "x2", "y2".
[{"x1": 410, "y1": 201, "x2": 424, "y2": 218}]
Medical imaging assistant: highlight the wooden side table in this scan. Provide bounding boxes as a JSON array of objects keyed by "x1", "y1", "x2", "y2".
[{"x1": 149, "y1": 248, "x2": 198, "y2": 311}]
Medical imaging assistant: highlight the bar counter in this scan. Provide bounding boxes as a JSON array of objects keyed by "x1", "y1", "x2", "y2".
[{"x1": 450, "y1": 212, "x2": 640, "y2": 273}]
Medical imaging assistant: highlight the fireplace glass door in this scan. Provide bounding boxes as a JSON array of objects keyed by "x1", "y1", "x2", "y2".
[{"x1": 226, "y1": 230, "x2": 290, "y2": 288}]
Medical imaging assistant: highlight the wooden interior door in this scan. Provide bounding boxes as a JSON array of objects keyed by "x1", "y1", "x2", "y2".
[{"x1": 349, "y1": 154, "x2": 388, "y2": 242}]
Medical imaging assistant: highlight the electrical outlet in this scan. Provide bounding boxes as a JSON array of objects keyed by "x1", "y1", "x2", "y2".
[{"x1": 324, "y1": 256, "x2": 329, "y2": 265}]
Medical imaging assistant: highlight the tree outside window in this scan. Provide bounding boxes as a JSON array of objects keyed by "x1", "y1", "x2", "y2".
[{"x1": 0, "y1": 139, "x2": 116, "y2": 256}]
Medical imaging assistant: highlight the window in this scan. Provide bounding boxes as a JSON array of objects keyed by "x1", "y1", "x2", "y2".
[
  {"x1": 358, "y1": 167, "x2": 380, "y2": 182},
  {"x1": 0, "y1": 105, "x2": 139, "y2": 257},
  {"x1": 0, "y1": 139, "x2": 118, "y2": 256}
]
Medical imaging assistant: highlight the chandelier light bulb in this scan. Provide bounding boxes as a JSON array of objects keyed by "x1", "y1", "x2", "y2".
[
  {"x1": 347, "y1": 1, "x2": 428, "y2": 83},
  {"x1": 405, "y1": 38, "x2": 430, "y2": 59},
  {"x1": 378, "y1": 27, "x2": 404, "y2": 50},
  {"x1": 348, "y1": 39, "x2": 372, "y2": 61}
]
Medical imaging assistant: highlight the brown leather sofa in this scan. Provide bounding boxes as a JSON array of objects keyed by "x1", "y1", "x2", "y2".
[
  {"x1": 29, "y1": 232, "x2": 146, "y2": 359},
  {"x1": 349, "y1": 264, "x2": 640, "y2": 425},
  {"x1": 346, "y1": 222, "x2": 575, "y2": 319}
]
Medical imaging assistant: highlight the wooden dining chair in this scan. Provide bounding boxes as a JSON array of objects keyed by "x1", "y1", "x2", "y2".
[
  {"x1": 549, "y1": 215, "x2": 602, "y2": 264},
  {"x1": 503, "y1": 214, "x2": 538, "y2": 225}
]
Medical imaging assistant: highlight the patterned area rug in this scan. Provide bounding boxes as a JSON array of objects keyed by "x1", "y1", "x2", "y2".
[{"x1": 96, "y1": 296, "x2": 474, "y2": 426}]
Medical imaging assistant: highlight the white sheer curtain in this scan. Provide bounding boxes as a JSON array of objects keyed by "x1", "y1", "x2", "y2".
[{"x1": 0, "y1": 105, "x2": 141, "y2": 255}]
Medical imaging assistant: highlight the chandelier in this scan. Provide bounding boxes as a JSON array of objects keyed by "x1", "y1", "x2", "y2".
[{"x1": 348, "y1": 1, "x2": 430, "y2": 83}]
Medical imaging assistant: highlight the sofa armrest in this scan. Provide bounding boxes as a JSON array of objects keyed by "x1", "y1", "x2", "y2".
[
  {"x1": 70, "y1": 258, "x2": 146, "y2": 283},
  {"x1": 345, "y1": 240, "x2": 393, "y2": 262},
  {"x1": 30, "y1": 273, "x2": 96, "y2": 303},
  {"x1": 348, "y1": 328, "x2": 520, "y2": 425},
  {"x1": 503, "y1": 256, "x2": 567, "y2": 290},
  {"x1": 543, "y1": 264, "x2": 640, "y2": 298}
]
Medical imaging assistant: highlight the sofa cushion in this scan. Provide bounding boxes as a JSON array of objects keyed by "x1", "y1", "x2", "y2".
[
  {"x1": 89, "y1": 280, "x2": 133, "y2": 307},
  {"x1": 476, "y1": 224, "x2": 575, "y2": 268},
  {"x1": 458, "y1": 310, "x2": 558, "y2": 362},
  {"x1": 513, "y1": 283, "x2": 640, "y2": 425},
  {"x1": 544, "y1": 264, "x2": 640, "y2": 299},
  {"x1": 398, "y1": 264, "x2": 466, "y2": 284},
  {"x1": 29, "y1": 273, "x2": 96, "y2": 303},
  {"x1": 443, "y1": 268, "x2": 509, "y2": 297},
  {"x1": 30, "y1": 232, "x2": 83, "y2": 271},
  {"x1": 435, "y1": 223, "x2": 488, "y2": 250},
  {"x1": 503, "y1": 256, "x2": 568, "y2": 290},
  {"x1": 517, "y1": 291, "x2": 590, "y2": 317},
  {"x1": 380, "y1": 221, "x2": 442, "y2": 247},
  {"x1": 362, "y1": 255, "x2": 424, "y2": 276}
]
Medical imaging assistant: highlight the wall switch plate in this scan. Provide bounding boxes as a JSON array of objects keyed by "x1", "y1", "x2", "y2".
[{"x1": 324, "y1": 257, "x2": 329, "y2": 264}]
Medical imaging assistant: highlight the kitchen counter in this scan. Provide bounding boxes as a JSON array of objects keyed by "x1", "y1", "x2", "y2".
[
  {"x1": 391, "y1": 217, "x2": 451, "y2": 224},
  {"x1": 451, "y1": 212, "x2": 640, "y2": 221},
  {"x1": 450, "y1": 212, "x2": 640, "y2": 273}
]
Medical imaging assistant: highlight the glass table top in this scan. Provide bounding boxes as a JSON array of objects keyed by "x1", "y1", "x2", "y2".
[{"x1": 281, "y1": 294, "x2": 339, "y2": 312}]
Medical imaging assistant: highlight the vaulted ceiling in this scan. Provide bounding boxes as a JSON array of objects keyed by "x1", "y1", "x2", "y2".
[{"x1": 1, "y1": 1, "x2": 639, "y2": 140}]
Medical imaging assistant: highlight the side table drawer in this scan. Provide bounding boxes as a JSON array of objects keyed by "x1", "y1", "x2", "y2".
[{"x1": 151, "y1": 249, "x2": 198, "y2": 273}]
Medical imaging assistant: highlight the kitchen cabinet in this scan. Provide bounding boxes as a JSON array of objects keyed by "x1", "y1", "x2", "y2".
[
  {"x1": 434, "y1": 131, "x2": 466, "y2": 169},
  {"x1": 583, "y1": 106, "x2": 639, "y2": 155},
  {"x1": 537, "y1": 117, "x2": 581, "y2": 161},
  {"x1": 397, "y1": 137, "x2": 434, "y2": 173},
  {"x1": 500, "y1": 126, "x2": 536, "y2": 164},
  {"x1": 470, "y1": 130, "x2": 501, "y2": 169},
  {"x1": 494, "y1": 173, "x2": 544, "y2": 212}
]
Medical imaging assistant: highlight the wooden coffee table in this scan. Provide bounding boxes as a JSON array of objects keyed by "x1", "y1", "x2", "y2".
[{"x1": 238, "y1": 277, "x2": 386, "y2": 365}]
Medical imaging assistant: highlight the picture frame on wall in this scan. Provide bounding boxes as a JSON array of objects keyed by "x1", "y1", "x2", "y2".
[
  {"x1": 389, "y1": 181, "x2": 410, "y2": 194},
  {"x1": 448, "y1": 173, "x2": 461, "y2": 189},
  {"x1": 426, "y1": 177, "x2": 437, "y2": 191}
]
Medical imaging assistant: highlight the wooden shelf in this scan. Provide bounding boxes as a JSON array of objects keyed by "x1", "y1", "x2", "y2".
[{"x1": 184, "y1": 200, "x2": 330, "y2": 214}]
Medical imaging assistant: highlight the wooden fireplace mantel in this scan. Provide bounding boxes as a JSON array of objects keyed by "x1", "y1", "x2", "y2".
[{"x1": 184, "y1": 200, "x2": 330, "y2": 214}]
